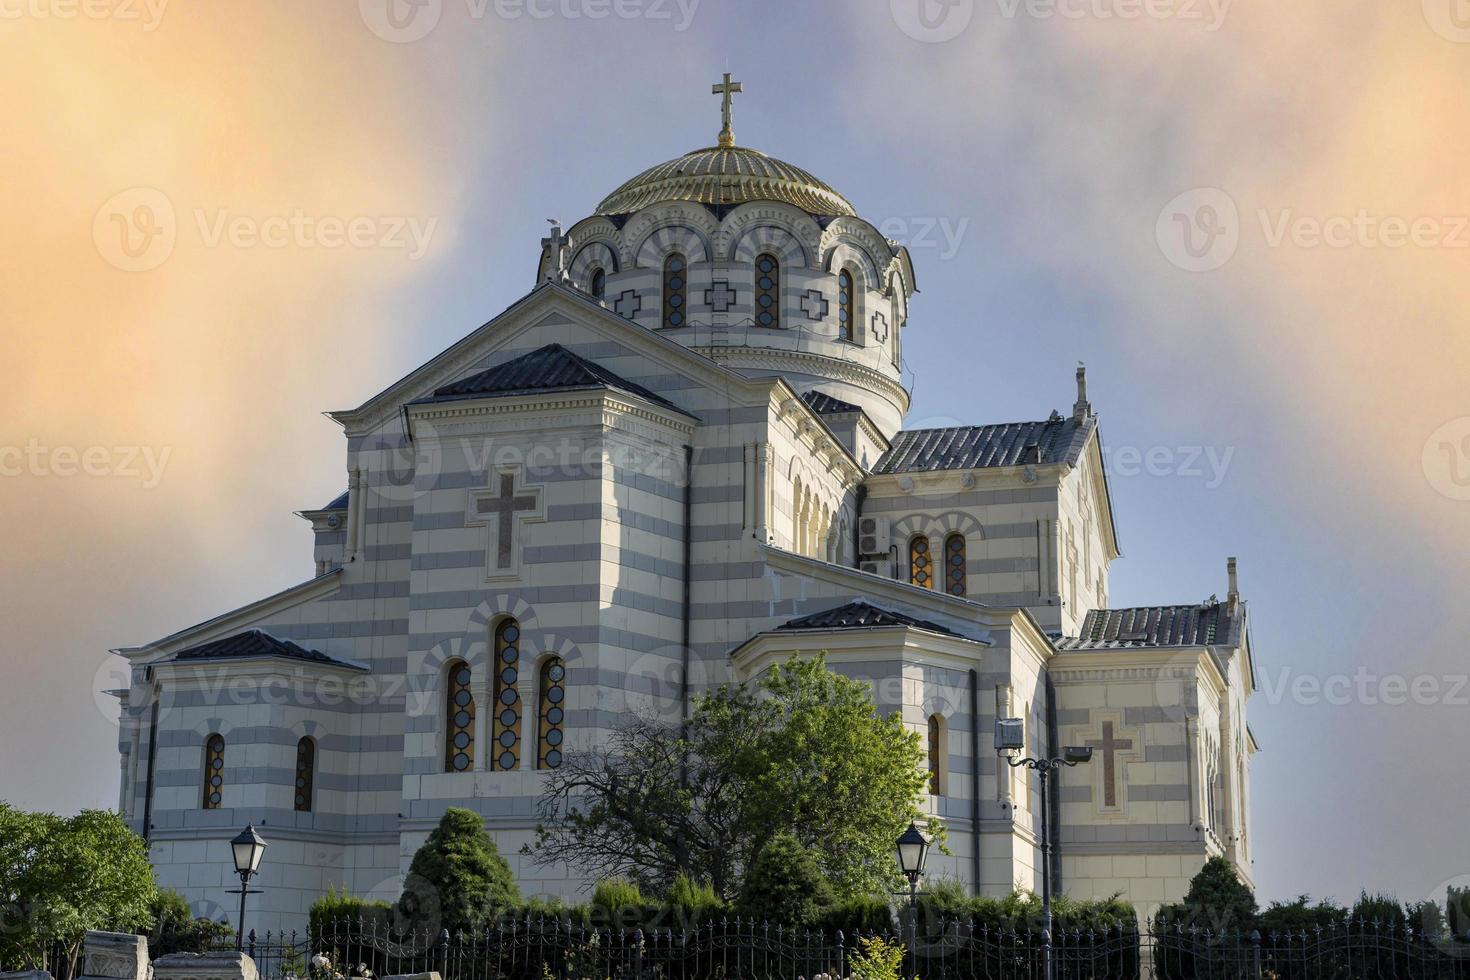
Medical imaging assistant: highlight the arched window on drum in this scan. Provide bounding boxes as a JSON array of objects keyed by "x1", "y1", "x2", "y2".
[
  {"x1": 444, "y1": 660, "x2": 475, "y2": 773},
  {"x1": 538, "y1": 657, "x2": 567, "y2": 770},
  {"x1": 663, "y1": 253, "x2": 688, "y2": 329},
  {"x1": 491, "y1": 619, "x2": 523, "y2": 771},
  {"x1": 201, "y1": 733, "x2": 225, "y2": 809},
  {"x1": 754, "y1": 253, "x2": 781, "y2": 329}
]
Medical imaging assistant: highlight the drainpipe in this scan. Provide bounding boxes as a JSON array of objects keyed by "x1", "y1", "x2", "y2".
[
  {"x1": 142, "y1": 683, "x2": 159, "y2": 844},
  {"x1": 970, "y1": 669, "x2": 983, "y2": 893},
  {"x1": 679, "y1": 444, "x2": 695, "y2": 737},
  {"x1": 1044, "y1": 673, "x2": 1062, "y2": 896}
]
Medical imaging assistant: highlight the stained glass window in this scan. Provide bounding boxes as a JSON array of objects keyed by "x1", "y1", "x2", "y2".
[
  {"x1": 491, "y1": 619, "x2": 522, "y2": 771},
  {"x1": 662, "y1": 253, "x2": 687, "y2": 329},
  {"x1": 444, "y1": 659, "x2": 475, "y2": 773},
  {"x1": 754, "y1": 253, "x2": 780, "y2": 328},
  {"x1": 944, "y1": 533, "x2": 967, "y2": 597},
  {"x1": 927, "y1": 715, "x2": 943, "y2": 795},
  {"x1": 294, "y1": 737, "x2": 315, "y2": 812},
  {"x1": 590, "y1": 268, "x2": 606, "y2": 300},
  {"x1": 909, "y1": 535, "x2": 932, "y2": 589},
  {"x1": 202, "y1": 734, "x2": 225, "y2": 810},
  {"x1": 537, "y1": 657, "x2": 566, "y2": 770},
  {"x1": 837, "y1": 269, "x2": 854, "y2": 342}
]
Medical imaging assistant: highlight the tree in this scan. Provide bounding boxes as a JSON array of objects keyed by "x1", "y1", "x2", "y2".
[
  {"x1": 395, "y1": 808, "x2": 520, "y2": 936},
  {"x1": 0, "y1": 804, "x2": 156, "y2": 973},
  {"x1": 1156, "y1": 856, "x2": 1257, "y2": 933},
  {"x1": 147, "y1": 889, "x2": 233, "y2": 955},
  {"x1": 530, "y1": 654, "x2": 937, "y2": 900},
  {"x1": 736, "y1": 832, "x2": 836, "y2": 927}
]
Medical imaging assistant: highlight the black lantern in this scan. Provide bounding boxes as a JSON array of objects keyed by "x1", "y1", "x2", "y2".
[
  {"x1": 895, "y1": 821, "x2": 930, "y2": 885},
  {"x1": 227, "y1": 825, "x2": 267, "y2": 950}
]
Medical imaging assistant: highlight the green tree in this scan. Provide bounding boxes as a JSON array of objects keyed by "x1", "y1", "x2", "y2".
[
  {"x1": 395, "y1": 808, "x2": 520, "y2": 936},
  {"x1": 531, "y1": 654, "x2": 936, "y2": 901},
  {"x1": 0, "y1": 804, "x2": 156, "y2": 973},
  {"x1": 1156, "y1": 856, "x2": 1257, "y2": 934},
  {"x1": 736, "y1": 832, "x2": 836, "y2": 927},
  {"x1": 147, "y1": 890, "x2": 233, "y2": 955}
]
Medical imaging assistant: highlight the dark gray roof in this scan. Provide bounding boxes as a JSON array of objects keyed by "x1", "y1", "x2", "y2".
[
  {"x1": 414, "y1": 344, "x2": 688, "y2": 414},
  {"x1": 802, "y1": 390, "x2": 863, "y2": 416},
  {"x1": 170, "y1": 630, "x2": 364, "y2": 669},
  {"x1": 776, "y1": 600, "x2": 959, "y2": 637},
  {"x1": 321, "y1": 490, "x2": 349, "y2": 511},
  {"x1": 1056, "y1": 602, "x2": 1242, "y2": 650},
  {"x1": 873, "y1": 416, "x2": 1094, "y2": 474}
]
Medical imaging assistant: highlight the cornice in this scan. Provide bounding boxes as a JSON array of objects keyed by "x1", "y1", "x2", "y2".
[
  {"x1": 690, "y1": 345, "x2": 911, "y2": 413},
  {"x1": 732, "y1": 624, "x2": 993, "y2": 677},
  {"x1": 407, "y1": 390, "x2": 697, "y2": 441}
]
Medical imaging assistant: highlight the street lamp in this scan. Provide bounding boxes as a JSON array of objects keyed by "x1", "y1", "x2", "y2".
[
  {"x1": 894, "y1": 821, "x2": 930, "y2": 978},
  {"x1": 996, "y1": 719, "x2": 1092, "y2": 980},
  {"x1": 227, "y1": 825, "x2": 267, "y2": 951}
]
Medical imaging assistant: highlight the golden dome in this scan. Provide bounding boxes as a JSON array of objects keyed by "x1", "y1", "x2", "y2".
[{"x1": 596, "y1": 145, "x2": 857, "y2": 217}]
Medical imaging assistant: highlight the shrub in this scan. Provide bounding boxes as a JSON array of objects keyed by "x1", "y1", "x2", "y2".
[
  {"x1": 1258, "y1": 896, "x2": 1347, "y2": 934},
  {"x1": 1449, "y1": 886, "x2": 1470, "y2": 940},
  {"x1": 590, "y1": 878, "x2": 659, "y2": 929},
  {"x1": 849, "y1": 935, "x2": 906, "y2": 980},
  {"x1": 395, "y1": 808, "x2": 521, "y2": 936},
  {"x1": 1156, "y1": 857, "x2": 1256, "y2": 934},
  {"x1": 1349, "y1": 892, "x2": 1408, "y2": 930},
  {"x1": 147, "y1": 889, "x2": 233, "y2": 954},
  {"x1": 820, "y1": 895, "x2": 894, "y2": 936},
  {"x1": 309, "y1": 887, "x2": 392, "y2": 937},
  {"x1": 664, "y1": 873, "x2": 726, "y2": 927},
  {"x1": 737, "y1": 832, "x2": 836, "y2": 928}
]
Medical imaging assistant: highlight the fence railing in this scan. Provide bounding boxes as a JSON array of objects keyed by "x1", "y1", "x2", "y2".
[{"x1": 221, "y1": 919, "x2": 1470, "y2": 980}]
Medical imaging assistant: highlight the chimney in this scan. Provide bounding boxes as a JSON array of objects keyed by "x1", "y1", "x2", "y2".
[
  {"x1": 1022, "y1": 442, "x2": 1041, "y2": 464},
  {"x1": 1226, "y1": 556, "x2": 1239, "y2": 610},
  {"x1": 1073, "y1": 363, "x2": 1091, "y2": 422}
]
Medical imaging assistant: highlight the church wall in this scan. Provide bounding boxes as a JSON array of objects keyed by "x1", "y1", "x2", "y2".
[{"x1": 1054, "y1": 451, "x2": 1112, "y2": 636}]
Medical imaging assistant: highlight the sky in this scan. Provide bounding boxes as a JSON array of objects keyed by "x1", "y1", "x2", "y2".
[{"x1": 2, "y1": 0, "x2": 1469, "y2": 909}]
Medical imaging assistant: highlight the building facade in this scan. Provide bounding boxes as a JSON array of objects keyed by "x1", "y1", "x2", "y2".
[{"x1": 108, "y1": 94, "x2": 1257, "y2": 931}]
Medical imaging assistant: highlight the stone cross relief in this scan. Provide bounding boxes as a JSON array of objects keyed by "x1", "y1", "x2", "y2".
[
  {"x1": 800, "y1": 289, "x2": 829, "y2": 321},
  {"x1": 614, "y1": 289, "x2": 642, "y2": 320},
  {"x1": 705, "y1": 279, "x2": 737, "y2": 313},
  {"x1": 870, "y1": 310, "x2": 889, "y2": 343},
  {"x1": 1085, "y1": 719, "x2": 1139, "y2": 810},
  {"x1": 467, "y1": 471, "x2": 543, "y2": 575}
]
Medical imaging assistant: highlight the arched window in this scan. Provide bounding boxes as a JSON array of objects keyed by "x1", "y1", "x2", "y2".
[
  {"x1": 754, "y1": 253, "x2": 780, "y2": 328},
  {"x1": 662, "y1": 253, "x2": 687, "y2": 329},
  {"x1": 294, "y1": 737, "x2": 315, "y2": 812},
  {"x1": 837, "y1": 269, "x2": 855, "y2": 342},
  {"x1": 444, "y1": 660, "x2": 475, "y2": 773},
  {"x1": 909, "y1": 535, "x2": 933, "y2": 589},
  {"x1": 491, "y1": 619, "x2": 523, "y2": 771},
  {"x1": 202, "y1": 734, "x2": 225, "y2": 810},
  {"x1": 590, "y1": 268, "x2": 606, "y2": 300},
  {"x1": 537, "y1": 657, "x2": 567, "y2": 770},
  {"x1": 927, "y1": 715, "x2": 945, "y2": 795},
  {"x1": 944, "y1": 533, "x2": 967, "y2": 597}
]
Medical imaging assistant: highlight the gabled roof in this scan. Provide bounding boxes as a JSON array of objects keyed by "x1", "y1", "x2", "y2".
[
  {"x1": 801, "y1": 390, "x2": 863, "y2": 416},
  {"x1": 873, "y1": 415, "x2": 1094, "y2": 474},
  {"x1": 321, "y1": 490, "x2": 349, "y2": 511},
  {"x1": 410, "y1": 343, "x2": 691, "y2": 416},
  {"x1": 776, "y1": 600, "x2": 960, "y2": 637},
  {"x1": 1056, "y1": 601, "x2": 1243, "y2": 651},
  {"x1": 168, "y1": 629, "x2": 366, "y2": 670}
]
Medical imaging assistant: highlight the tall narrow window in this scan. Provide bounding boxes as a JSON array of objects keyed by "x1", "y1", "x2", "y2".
[
  {"x1": 537, "y1": 657, "x2": 566, "y2": 770},
  {"x1": 294, "y1": 737, "x2": 315, "y2": 812},
  {"x1": 837, "y1": 269, "x2": 855, "y2": 342},
  {"x1": 662, "y1": 253, "x2": 687, "y2": 328},
  {"x1": 754, "y1": 253, "x2": 780, "y2": 328},
  {"x1": 202, "y1": 734, "x2": 225, "y2": 810},
  {"x1": 909, "y1": 535, "x2": 932, "y2": 589},
  {"x1": 944, "y1": 533, "x2": 967, "y2": 597},
  {"x1": 590, "y1": 268, "x2": 606, "y2": 300},
  {"x1": 927, "y1": 715, "x2": 944, "y2": 795},
  {"x1": 444, "y1": 660, "x2": 475, "y2": 773},
  {"x1": 491, "y1": 619, "x2": 523, "y2": 771}
]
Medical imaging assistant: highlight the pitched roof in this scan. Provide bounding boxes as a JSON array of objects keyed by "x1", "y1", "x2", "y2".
[
  {"x1": 169, "y1": 629, "x2": 365, "y2": 670},
  {"x1": 321, "y1": 490, "x2": 349, "y2": 511},
  {"x1": 414, "y1": 343, "x2": 689, "y2": 414},
  {"x1": 873, "y1": 415, "x2": 1094, "y2": 474},
  {"x1": 1056, "y1": 602, "x2": 1243, "y2": 650},
  {"x1": 776, "y1": 600, "x2": 959, "y2": 637},
  {"x1": 802, "y1": 390, "x2": 863, "y2": 416}
]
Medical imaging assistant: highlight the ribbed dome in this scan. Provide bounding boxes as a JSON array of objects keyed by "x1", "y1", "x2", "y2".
[{"x1": 596, "y1": 146, "x2": 857, "y2": 217}]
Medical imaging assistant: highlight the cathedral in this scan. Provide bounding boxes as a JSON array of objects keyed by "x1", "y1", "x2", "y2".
[{"x1": 108, "y1": 81, "x2": 1257, "y2": 932}]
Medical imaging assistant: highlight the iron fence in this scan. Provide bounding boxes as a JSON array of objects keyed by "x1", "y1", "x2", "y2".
[{"x1": 15, "y1": 918, "x2": 1454, "y2": 980}]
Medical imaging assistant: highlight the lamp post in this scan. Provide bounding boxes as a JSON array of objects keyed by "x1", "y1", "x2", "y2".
[
  {"x1": 995, "y1": 719, "x2": 1092, "y2": 980},
  {"x1": 895, "y1": 821, "x2": 930, "y2": 979},
  {"x1": 226, "y1": 825, "x2": 268, "y2": 951}
]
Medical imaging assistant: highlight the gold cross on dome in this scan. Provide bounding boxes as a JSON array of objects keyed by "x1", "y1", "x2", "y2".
[{"x1": 712, "y1": 72, "x2": 742, "y2": 148}]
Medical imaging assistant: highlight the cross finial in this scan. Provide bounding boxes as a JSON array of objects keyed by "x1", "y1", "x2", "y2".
[{"x1": 712, "y1": 72, "x2": 743, "y2": 148}]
